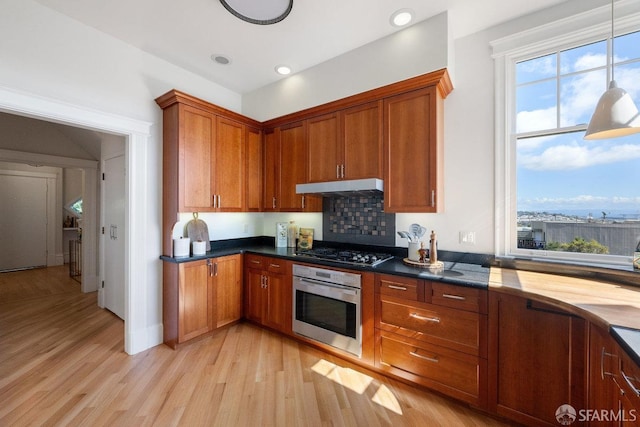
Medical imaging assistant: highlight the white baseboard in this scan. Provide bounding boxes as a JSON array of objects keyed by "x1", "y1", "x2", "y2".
[{"x1": 126, "y1": 323, "x2": 163, "y2": 355}]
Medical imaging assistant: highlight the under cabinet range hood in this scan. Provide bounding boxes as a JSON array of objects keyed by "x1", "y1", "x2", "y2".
[{"x1": 296, "y1": 178, "x2": 383, "y2": 196}]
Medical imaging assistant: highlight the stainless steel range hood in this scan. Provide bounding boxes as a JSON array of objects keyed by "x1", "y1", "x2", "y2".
[{"x1": 296, "y1": 178, "x2": 383, "y2": 196}]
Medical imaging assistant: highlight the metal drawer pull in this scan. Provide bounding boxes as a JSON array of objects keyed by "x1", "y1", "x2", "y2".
[
  {"x1": 251, "y1": 260, "x2": 261, "y2": 264},
  {"x1": 601, "y1": 347, "x2": 616, "y2": 380},
  {"x1": 269, "y1": 263, "x2": 280, "y2": 268},
  {"x1": 410, "y1": 351, "x2": 439, "y2": 363},
  {"x1": 388, "y1": 285, "x2": 407, "y2": 291},
  {"x1": 442, "y1": 293, "x2": 466, "y2": 301},
  {"x1": 621, "y1": 371, "x2": 640, "y2": 397},
  {"x1": 410, "y1": 313, "x2": 440, "y2": 323}
]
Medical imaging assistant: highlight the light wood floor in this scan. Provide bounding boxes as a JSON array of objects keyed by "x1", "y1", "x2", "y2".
[{"x1": 0, "y1": 266, "x2": 513, "y2": 426}]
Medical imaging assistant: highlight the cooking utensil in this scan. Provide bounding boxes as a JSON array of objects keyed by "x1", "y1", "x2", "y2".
[
  {"x1": 418, "y1": 226, "x2": 427, "y2": 239},
  {"x1": 398, "y1": 231, "x2": 413, "y2": 242},
  {"x1": 409, "y1": 224, "x2": 422, "y2": 241}
]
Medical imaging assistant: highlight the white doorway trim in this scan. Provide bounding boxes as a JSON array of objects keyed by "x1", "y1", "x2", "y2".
[{"x1": 0, "y1": 86, "x2": 153, "y2": 355}]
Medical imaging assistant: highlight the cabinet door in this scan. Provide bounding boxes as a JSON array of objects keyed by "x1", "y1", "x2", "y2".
[
  {"x1": 245, "y1": 268, "x2": 264, "y2": 323},
  {"x1": 263, "y1": 129, "x2": 279, "y2": 212},
  {"x1": 342, "y1": 101, "x2": 383, "y2": 180},
  {"x1": 214, "y1": 116, "x2": 245, "y2": 211},
  {"x1": 383, "y1": 87, "x2": 441, "y2": 213},
  {"x1": 246, "y1": 127, "x2": 263, "y2": 211},
  {"x1": 279, "y1": 122, "x2": 307, "y2": 211},
  {"x1": 307, "y1": 113, "x2": 339, "y2": 182},
  {"x1": 214, "y1": 255, "x2": 243, "y2": 328},
  {"x1": 180, "y1": 105, "x2": 215, "y2": 211},
  {"x1": 264, "y1": 271, "x2": 291, "y2": 333},
  {"x1": 589, "y1": 324, "x2": 620, "y2": 426},
  {"x1": 178, "y1": 260, "x2": 214, "y2": 342},
  {"x1": 488, "y1": 293, "x2": 586, "y2": 426}
]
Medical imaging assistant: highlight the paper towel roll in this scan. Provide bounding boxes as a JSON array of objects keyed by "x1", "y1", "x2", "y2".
[
  {"x1": 192, "y1": 240, "x2": 206, "y2": 256},
  {"x1": 173, "y1": 237, "x2": 190, "y2": 258}
]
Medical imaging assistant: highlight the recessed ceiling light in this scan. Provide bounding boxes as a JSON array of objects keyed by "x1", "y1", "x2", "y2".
[
  {"x1": 275, "y1": 65, "x2": 291, "y2": 75},
  {"x1": 390, "y1": 9, "x2": 414, "y2": 27},
  {"x1": 211, "y1": 54, "x2": 232, "y2": 65}
]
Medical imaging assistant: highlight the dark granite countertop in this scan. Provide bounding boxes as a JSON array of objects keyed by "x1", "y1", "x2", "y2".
[
  {"x1": 611, "y1": 326, "x2": 640, "y2": 368},
  {"x1": 160, "y1": 238, "x2": 490, "y2": 288},
  {"x1": 161, "y1": 237, "x2": 640, "y2": 369}
]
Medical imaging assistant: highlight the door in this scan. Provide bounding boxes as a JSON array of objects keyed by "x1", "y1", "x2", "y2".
[
  {"x1": 0, "y1": 173, "x2": 47, "y2": 271},
  {"x1": 104, "y1": 155, "x2": 126, "y2": 319}
]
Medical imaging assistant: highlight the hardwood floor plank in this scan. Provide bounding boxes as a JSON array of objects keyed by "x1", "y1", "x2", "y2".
[{"x1": 0, "y1": 266, "x2": 514, "y2": 426}]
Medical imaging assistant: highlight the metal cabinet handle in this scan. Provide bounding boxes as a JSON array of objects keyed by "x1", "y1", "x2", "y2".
[
  {"x1": 409, "y1": 351, "x2": 439, "y2": 363},
  {"x1": 251, "y1": 260, "x2": 261, "y2": 264},
  {"x1": 410, "y1": 313, "x2": 440, "y2": 323},
  {"x1": 336, "y1": 164, "x2": 340, "y2": 179},
  {"x1": 272, "y1": 197, "x2": 276, "y2": 209},
  {"x1": 212, "y1": 194, "x2": 216, "y2": 208},
  {"x1": 442, "y1": 293, "x2": 466, "y2": 301},
  {"x1": 269, "y1": 263, "x2": 280, "y2": 268},
  {"x1": 217, "y1": 195, "x2": 221, "y2": 208},
  {"x1": 601, "y1": 347, "x2": 616, "y2": 380},
  {"x1": 622, "y1": 371, "x2": 640, "y2": 397},
  {"x1": 431, "y1": 190, "x2": 435, "y2": 207},
  {"x1": 387, "y1": 285, "x2": 407, "y2": 291},
  {"x1": 302, "y1": 195, "x2": 305, "y2": 209}
]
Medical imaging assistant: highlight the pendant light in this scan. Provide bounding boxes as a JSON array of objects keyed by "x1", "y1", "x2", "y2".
[
  {"x1": 584, "y1": 0, "x2": 640, "y2": 140},
  {"x1": 219, "y1": 0, "x2": 293, "y2": 25}
]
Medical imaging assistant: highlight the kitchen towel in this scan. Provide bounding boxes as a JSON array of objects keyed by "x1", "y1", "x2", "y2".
[{"x1": 173, "y1": 237, "x2": 190, "y2": 258}]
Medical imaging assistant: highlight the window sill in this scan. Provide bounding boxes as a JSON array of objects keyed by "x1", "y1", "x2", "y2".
[{"x1": 494, "y1": 256, "x2": 639, "y2": 288}]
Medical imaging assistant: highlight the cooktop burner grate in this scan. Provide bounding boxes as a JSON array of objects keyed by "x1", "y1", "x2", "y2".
[{"x1": 295, "y1": 247, "x2": 394, "y2": 267}]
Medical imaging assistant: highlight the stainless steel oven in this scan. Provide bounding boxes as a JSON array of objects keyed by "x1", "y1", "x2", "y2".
[{"x1": 292, "y1": 264, "x2": 361, "y2": 357}]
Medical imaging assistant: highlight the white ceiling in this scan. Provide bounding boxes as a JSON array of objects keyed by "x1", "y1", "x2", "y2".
[{"x1": 34, "y1": 0, "x2": 570, "y2": 94}]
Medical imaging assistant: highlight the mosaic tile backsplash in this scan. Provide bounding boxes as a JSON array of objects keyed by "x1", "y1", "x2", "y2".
[{"x1": 322, "y1": 194, "x2": 395, "y2": 246}]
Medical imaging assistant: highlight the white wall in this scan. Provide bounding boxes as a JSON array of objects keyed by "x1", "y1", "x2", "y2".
[{"x1": 242, "y1": 13, "x2": 451, "y2": 122}]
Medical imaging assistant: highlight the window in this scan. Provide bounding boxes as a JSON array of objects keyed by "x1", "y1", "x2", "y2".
[{"x1": 493, "y1": 6, "x2": 640, "y2": 268}]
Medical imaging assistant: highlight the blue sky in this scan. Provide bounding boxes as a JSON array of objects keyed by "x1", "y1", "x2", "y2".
[{"x1": 515, "y1": 31, "x2": 640, "y2": 215}]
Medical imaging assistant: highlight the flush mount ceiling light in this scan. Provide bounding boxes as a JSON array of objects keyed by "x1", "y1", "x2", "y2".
[
  {"x1": 220, "y1": 0, "x2": 293, "y2": 25},
  {"x1": 275, "y1": 65, "x2": 291, "y2": 75},
  {"x1": 211, "y1": 54, "x2": 232, "y2": 65},
  {"x1": 390, "y1": 8, "x2": 414, "y2": 27},
  {"x1": 584, "y1": 0, "x2": 640, "y2": 139}
]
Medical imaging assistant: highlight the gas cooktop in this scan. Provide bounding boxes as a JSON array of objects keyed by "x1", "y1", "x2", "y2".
[{"x1": 295, "y1": 247, "x2": 394, "y2": 267}]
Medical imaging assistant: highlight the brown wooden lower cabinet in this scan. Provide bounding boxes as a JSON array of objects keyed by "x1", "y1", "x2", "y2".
[
  {"x1": 163, "y1": 254, "x2": 243, "y2": 348},
  {"x1": 589, "y1": 324, "x2": 640, "y2": 427},
  {"x1": 488, "y1": 292, "x2": 587, "y2": 427},
  {"x1": 244, "y1": 254, "x2": 292, "y2": 334}
]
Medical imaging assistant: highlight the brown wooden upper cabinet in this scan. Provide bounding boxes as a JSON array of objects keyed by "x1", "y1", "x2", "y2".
[
  {"x1": 245, "y1": 126, "x2": 263, "y2": 211},
  {"x1": 307, "y1": 101, "x2": 383, "y2": 183},
  {"x1": 383, "y1": 86, "x2": 443, "y2": 213},
  {"x1": 166, "y1": 104, "x2": 245, "y2": 212},
  {"x1": 263, "y1": 124, "x2": 322, "y2": 212},
  {"x1": 156, "y1": 90, "x2": 259, "y2": 218}
]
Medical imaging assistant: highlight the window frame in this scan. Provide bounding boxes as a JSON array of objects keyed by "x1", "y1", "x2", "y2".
[{"x1": 492, "y1": 1, "x2": 640, "y2": 268}]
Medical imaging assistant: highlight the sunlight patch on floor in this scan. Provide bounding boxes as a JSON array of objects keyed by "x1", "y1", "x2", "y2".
[{"x1": 311, "y1": 359, "x2": 403, "y2": 414}]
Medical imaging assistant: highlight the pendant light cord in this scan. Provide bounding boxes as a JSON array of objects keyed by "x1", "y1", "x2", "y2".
[{"x1": 611, "y1": 0, "x2": 615, "y2": 82}]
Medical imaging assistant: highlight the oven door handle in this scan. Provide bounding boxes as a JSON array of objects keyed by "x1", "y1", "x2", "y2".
[{"x1": 295, "y1": 277, "x2": 359, "y2": 296}]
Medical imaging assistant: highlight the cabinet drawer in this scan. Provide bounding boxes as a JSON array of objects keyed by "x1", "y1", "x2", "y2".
[
  {"x1": 379, "y1": 296, "x2": 483, "y2": 356},
  {"x1": 245, "y1": 254, "x2": 264, "y2": 269},
  {"x1": 266, "y1": 258, "x2": 287, "y2": 274},
  {"x1": 431, "y1": 283, "x2": 486, "y2": 313},
  {"x1": 379, "y1": 333, "x2": 479, "y2": 398},
  {"x1": 377, "y1": 274, "x2": 421, "y2": 301}
]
